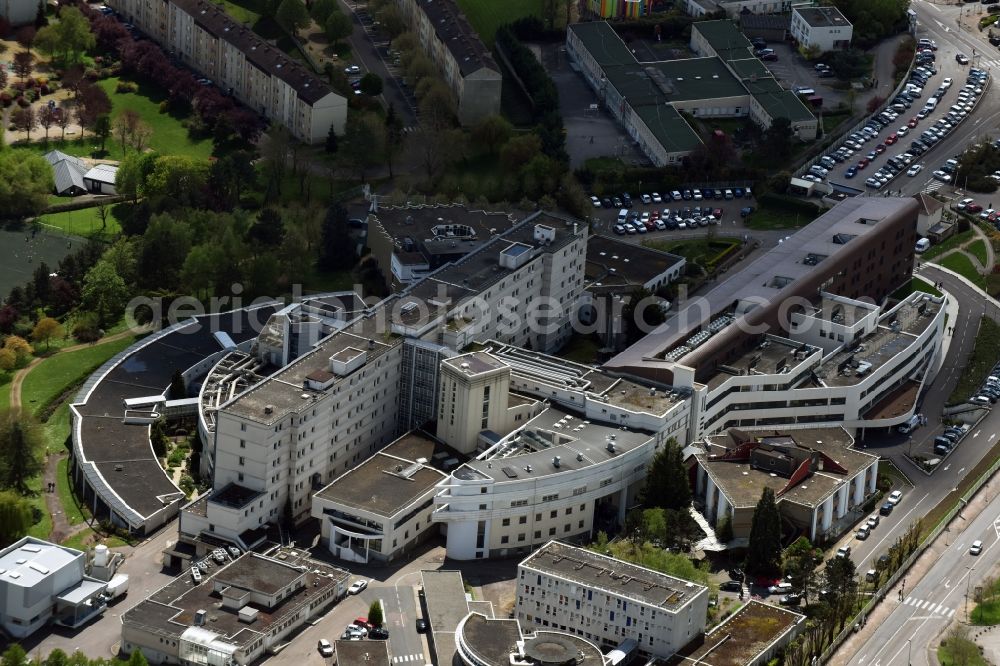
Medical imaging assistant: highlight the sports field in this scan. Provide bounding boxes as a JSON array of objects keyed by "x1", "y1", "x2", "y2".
[
  {"x1": 453, "y1": 0, "x2": 542, "y2": 46},
  {"x1": 0, "y1": 223, "x2": 88, "y2": 299}
]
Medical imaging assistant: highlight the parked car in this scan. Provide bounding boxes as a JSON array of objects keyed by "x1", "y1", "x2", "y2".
[
  {"x1": 780, "y1": 593, "x2": 803, "y2": 606},
  {"x1": 888, "y1": 490, "x2": 903, "y2": 505},
  {"x1": 348, "y1": 579, "x2": 369, "y2": 594},
  {"x1": 970, "y1": 540, "x2": 983, "y2": 555},
  {"x1": 768, "y1": 581, "x2": 794, "y2": 594},
  {"x1": 369, "y1": 627, "x2": 390, "y2": 640},
  {"x1": 416, "y1": 617, "x2": 429, "y2": 632},
  {"x1": 720, "y1": 580, "x2": 742, "y2": 592},
  {"x1": 836, "y1": 546, "x2": 851, "y2": 558},
  {"x1": 867, "y1": 514, "x2": 880, "y2": 529},
  {"x1": 190, "y1": 567, "x2": 202, "y2": 584},
  {"x1": 317, "y1": 639, "x2": 334, "y2": 657}
]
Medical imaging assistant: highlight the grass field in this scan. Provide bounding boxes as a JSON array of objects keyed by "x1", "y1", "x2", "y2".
[
  {"x1": 922, "y1": 229, "x2": 974, "y2": 260},
  {"x1": 968, "y1": 238, "x2": 990, "y2": 268},
  {"x1": 743, "y1": 204, "x2": 813, "y2": 230},
  {"x1": 38, "y1": 206, "x2": 122, "y2": 240},
  {"x1": 938, "y1": 252, "x2": 986, "y2": 289},
  {"x1": 13, "y1": 78, "x2": 214, "y2": 161},
  {"x1": 21, "y1": 335, "x2": 137, "y2": 418},
  {"x1": 558, "y1": 334, "x2": 602, "y2": 364},
  {"x1": 643, "y1": 237, "x2": 741, "y2": 268},
  {"x1": 453, "y1": 0, "x2": 542, "y2": 46},
  {"x1": 56, "y1": 456, "x2": 89, "y2": 527},
  {"x1": 948, "y1": 317, "x2": 1000, "y2": 405},
  {"x1": 891, "y1": 277, "x2": 942, "y2": 300}
]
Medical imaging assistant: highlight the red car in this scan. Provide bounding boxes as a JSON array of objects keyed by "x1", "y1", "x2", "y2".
[
  {"x1": 874, "y1": 144, "x2": 887, "y2": 154},
  {"x1": 885, "y1": 133, "x2": 898, "y2": 145},
  {"x1": 908, "y1": 117, "x2": 918, "y2": 128},
  {"x1": 713, "y1": 207, "x2": 724, "y2": 218},
  {"x1": 354, "y1": 617, "x2": 373, "y2": 630},
  {"x1": 967, "y1": 204, "x2": 983, "y2": 214},
  {"x1": 857, "y1": 158, "x2": 871, "y2": 169}
]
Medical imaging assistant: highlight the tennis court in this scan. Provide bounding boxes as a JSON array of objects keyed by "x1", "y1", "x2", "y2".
[{"x1": 0, "y1": 223, "x2": 89, "y2": 298}]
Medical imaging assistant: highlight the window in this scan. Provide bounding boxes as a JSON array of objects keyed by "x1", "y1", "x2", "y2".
[
  {"x1": 542, "y1": 493, "x2": 558, "y2": 502},
  {"x1": 502, "y1": 518, "x2": 510, "y2": 526},
  {"x1": 501, "y1": 535, "x2": 509, "y2": 544},
  {"x1": 519, "y1": 516, "x2": 527, "y2": 524},
  {"x1": 549, "y1": 527, "x2": 556, "y2": 536}
]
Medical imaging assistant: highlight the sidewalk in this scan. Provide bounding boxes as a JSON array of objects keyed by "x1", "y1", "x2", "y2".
[{"x1": 828, "y1": 467, "x2": 1000, "y2": 665}]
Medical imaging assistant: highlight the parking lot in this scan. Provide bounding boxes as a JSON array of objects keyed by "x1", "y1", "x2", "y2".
[
  {"x1": 754, "y1": 41, "x2": 851, "y2": 109},
  {"x1": 588, "y1": 186, "x2": 756, "y2": 237}
]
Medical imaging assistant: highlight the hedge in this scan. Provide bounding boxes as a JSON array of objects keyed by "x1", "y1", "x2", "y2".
[{"x1": 757, "y1": 192, "x2": 822, "y2": 216}]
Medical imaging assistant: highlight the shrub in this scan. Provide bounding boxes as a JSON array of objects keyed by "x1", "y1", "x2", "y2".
[
  {"x1": 72, "y1": 312, "x2": 102, "y2": 342},
  {"x1": 16, "y1": 96, "x2": 28, "y2": 107},
  {"x1": 116, "y1": 80, "x2": 137, "y2": 93},
  {"x1": 0, "y1": 92, "x2": 12, "y2": 107}
]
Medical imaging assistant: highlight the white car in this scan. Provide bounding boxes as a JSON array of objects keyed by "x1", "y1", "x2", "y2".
[
  {"x1": 590, "y1": 196, "x2": 601, "y2": 208},
  {"x1": 768, "y1": 581, "x2": 794, "y2": 594},
  {"x1": 317, "y1": 639, "x2": 334, "y2": 657},
  {"x1": 970, "y1": 540, "x2": 983, "y2": 555},
  {"x1": 651, "y1": 192, "x2": 662, "y2": 203},
  {"x1": 897, "y1": 126, "x2": 909, "y2": 137},
  {"x1": 348, "y1": 579, "x2": 369, "y2": 594},
  {"x1": 907, "y1": 164, "x2": 923, "y2": 177},
  {"x1": 933, "y1": 170, "x2": 952, "y2": 182},
  {"x1": 641, "y1": 193, "x2": 652, "y2": 204},
  {"x1": 888, "y1": 490, "x2": 903, "y2": 505},
  {"x1": 942, "y1": 77, "x2": 953, "y2": 88},
  {"x1": 344, "y1": 65, "x2": 361, "y2": 74}
]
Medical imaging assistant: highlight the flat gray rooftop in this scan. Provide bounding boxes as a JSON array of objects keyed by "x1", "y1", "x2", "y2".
[
  {"x1": 442, "y1": 352, "x2": 508, "y2": 376},
  {"x1": 605, "y1": 197, "x2": 919, "y2": 374},
  {"x1": 313, "y1": 433, "x2": 447, "y2": 517},
  {"x1": 0, "y1": 538, "x2": 81, "y2": 588},
  {"x1": 586, "y1": 235, "x2": 684, "y2": 288},
  {"x1": 705, "y1": 336, "x2": 816, "y2": 391},
  {"x1": 454, "y1": 406, "x2": 654, "y2": 483},
  {"x1": 459, "y1": 613, "x2": 522, "y2": 666},
  {"x1": 520, "y1": 541, "x2": 706, "y2": 610},
  {"x1": 421, "y1": 570, "x2": 469, "y2": 666},
  {"x1": 334, "y1": 640, "x2": 391, "y2": 666}
]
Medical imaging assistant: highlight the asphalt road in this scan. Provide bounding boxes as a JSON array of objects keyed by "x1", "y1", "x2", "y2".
[{"x1": 845, "y1": 482, "x2": 1000, "y2": 666}]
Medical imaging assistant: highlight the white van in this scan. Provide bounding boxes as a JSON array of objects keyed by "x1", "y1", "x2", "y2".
[
  {"x1": 617, "y1": 209, "x2": 628, "y2": 224},
  {"x1": 898, "y1": 414, "x2": 921, "y2": 434},
  {"x1": 915, "y1": 238, "x2": 931, "y2": 253}
]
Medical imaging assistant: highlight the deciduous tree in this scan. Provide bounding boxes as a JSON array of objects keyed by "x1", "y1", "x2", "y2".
[
  {"x1": 359, "y1": 72, "x2": 383, "y2": 96},
  {"x1": 0, "y1": 411, "x2": 45, "y2": 495},
  {"x1": 34, "y1": 6, "x2": 95, "y2": 65},
  {"x1": 0, "y1": 151, "x2": 54, "y2": 219},
  {"x1": 0, "y1": 491, "x2": 34, "y2": 547},
  {"x1": 11, "y1": 106, "x2": 36, "y2": 138},
  {"x1": 31, "y1": 316, "x2": 63, "y2": 350},
  {"x1": 318, "y1": 203, "x2": 355, "y2": 271},
  {"x1": 13, "y1": 50, "x2": 34, "y2": 83},
  {"x1": 472, "y1": 115, "x2": 513, "y2": 156},
  {"x1": 324, "y1": 10, "x2": 352, "y2": 43},
  {"x1": 82, "y1": 259, "x2": 128, "y2": 326},
  {"x1": 275, "y1": 0, "x2": 310, "y2": 34},
  {"x1": 38, "y1": 104, "x2": 56, "y2": 142}
]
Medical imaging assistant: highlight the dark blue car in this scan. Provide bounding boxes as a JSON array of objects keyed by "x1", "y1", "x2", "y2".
[{"x1": 845, "y1": 166, "x2": 858, "y2": 178}]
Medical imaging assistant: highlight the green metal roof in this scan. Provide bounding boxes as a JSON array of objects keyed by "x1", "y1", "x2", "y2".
[
  {"x1": 693, "y1": 20, "x2": 753, "y2": 53},
  {"x1": 753, "y1": 90, "x2": 816, "y2": 122},
  {"x1": 726, "y1": 58, "x2": 771, "y2": 80},
  {"x1": 633, "y1": 104, "x2": 703, "y2": 155},
  {"x1": 603, "y1": 57, "x2": 748, "y2": 105},
  {"x1": 568, "y1": 21, "x2": 637, "y2": 67}
]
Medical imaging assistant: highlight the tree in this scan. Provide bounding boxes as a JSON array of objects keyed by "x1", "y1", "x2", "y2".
[
  {"x1": 417, "y1": 80, "x2": 456, "y2": 131},
  {"x1": 116, "y1": 150, "x2": 158, "y2": 203},
  {"x1": 56, "y1": 106, "x2": 72, "y2": 141},
  {"x1": 31, "y1": 317, "x2": 63, "y2": 350},
  {"x1": 1, "y1": 644, "x2": 28, "y2": 666},
  {"x1": 325, "y1": 123, "x2": 338, "y2": 154},
  {"x1": 261, "y1": 124, "x2": 292, "y2": 196},
  {"x1": 94, "y1": 115, "x2": 112, "y2": 154},
  {"x1": 324, "y1": 10, "x2": 352, "y2": 43},
  {"x1": 34, "y1": 6, "x2": 95, "y2": 65},
  {"x1": 340, "y1": 112, "x2": 385, "y2": 182},
  {"x1": 944, "y1": 625, "x2": 980, "y2": 666},
  {"x1": 0, "y1": 411, "x2": 45, "y2": 495},
  {"x1": 746, "y1": 487, "x2": 782, "y2": 578},
  {"x1": 823, "y1": 555, "x2": 858, "y2": 628},
  {"x1": 127, "y1": 650, "x2": 149, "y2": 666},
  {"x1": 16, "y1": 25, "x2": 36, "y2": 51},
  {"x1": 0, "y1": 151, "x2": 54, "y2": 219},
  {"x1": 640, "y1": 439, "x2": 690, "y2": 511},
  {"x1": 12, "y1": 50, "x2": 33, "y2": 83},
  {"x1": 383, "y1": 104, "x2": 403, "y2": 178},
  {"x1": 0, "y1": 68, "x2": 7, "y2": 94},
  {"x1": 96, "y1": 199, "x2": 111, "y2": 231},
  {"x1": 210, "y1": 151, "x2": 256, "y2": 209},
  {"x1": 145, "y1": 155, "x2": 210, "y2": 207},
  {"x1": 784, "y1": 537, "x2": 819, "y2": 602},
  {"x1": 11, "y1": 106, "x2": 36, "y2": 138},
  {"x1": 0, "y1": 491, "x2": 34, "y2": 547},
  {"x1": 38, "y1": 104, "x2": 56, "y2": 142},
  {"x1": 472, "y1": 115, "x2": 513, "y2": 155},
  {"x1": 368, "y1": 600, "x2": 384, "y2": 627},
  {"x1": 82, "y1": 259, "x2": 128, "y2": 326},
  {"x1": 318, "y1": 204, "x2": 355, "y2": 271},
  {"x1": 310, "y1": 0, "x2": 337, "y2": 22},
  {"x1": 3, "y1": 336, "x2": 33, "y2": 365},
  {"x1": 114, "y1": 109, "x2": 142, "y2": 153},
  {"x1": 359, "y1": 72, "x2": 383, "y2": 96},
  {"x1": 76, "y1": 82, "x2": 112, "y2": 132},
  {"x1": 716, "y1": 514, "x2": 734, "y2": 542},
  {"x1": 150, "y1": 418, "x2": 169, "y2": 457},
  {"x1": 169, "y1": 369, "x2": 186, "y2": 400},
  {"x1": 275, "y1": 0, "x2": 310, "y2": 34}
]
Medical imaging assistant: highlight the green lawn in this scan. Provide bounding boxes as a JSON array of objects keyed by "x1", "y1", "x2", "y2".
[
  {"x1": 13, "y1": 78, "x2": 215, "y2": 161},
  {"x1": 891, "y1": 277, "x2": 942, "y2": 300},
  {"x1": 939, "y1": 635, "x2": 990, "y2": 665},
  {"x1": 43, "y1": 403, "x2": 73, "y2": 454},
  {"x1": 453, "y1": 0, "x2": 542, "y2": 46},
  {"x1": 948, "y1": 317, "x2": 1000, "y2": 405},
  {"x1": 0, "y1": 375, "x2": 10, "y2": 413},
  {"x1": 643, "y1": 237, "x2": 741, "y2": 269},
  {"x1": 922, "y1": 229, "x2": 974, "y2": 260},
  {"x1": 60, "y1": 528, "x2": 128, "y2": 551},
  {"x1": 219, "y1": 0, "x2": 260, "y2": 24},
  {"x1": 25, "y1": 473, "x2": 53, "y2": 541},
  {"x1": 938, "y1": 252, "x2": 986, "y2": 289},
  {"x1": 558, "y1": 334, "x2": 602, "y2": 364},
  {"x1": 21, "y1": 335, "x2": 138, "y2": 418},
  {"x1": 37, "y1": 206, "x2": 122, "y2": 240},
  {"x1": 968, "y1": 238, "x2": 990, "y2": 268},
  {"x1": 56, "y1": 456, "x2": 88, "y2": 527},
  {"x1": 743, "y1": 204, "x2": 813, "y2": 230}
]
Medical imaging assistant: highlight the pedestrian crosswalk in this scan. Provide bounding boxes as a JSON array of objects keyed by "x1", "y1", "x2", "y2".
[
  {"x1": 923, "y1": 179, "x2": 944, "y2": 193},
  {"x1": 392, "y1": 654, "x2": 423, "y2": 663},
  {"x1": 902, "y1": 596, "x2": 956, "y2": 617},
  {"x1": 979, "y1": 59, "x2": 1000, "y2": 71}
]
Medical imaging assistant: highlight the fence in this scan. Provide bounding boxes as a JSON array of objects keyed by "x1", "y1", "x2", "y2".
[{"x1": 818, "y1": 450, "x2": 1000, "y2": 662}]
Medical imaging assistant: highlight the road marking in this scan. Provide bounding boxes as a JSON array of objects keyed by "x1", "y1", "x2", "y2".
[
  {"x1": 392, "y1": 655, "x2": 423, "y2": 663},
  {"x1": 994, "y1": 518, "x2": 1000, "y2": 539},
  {"x1": 944, "y1": 580, "x2": 951, "y2": 589},
  {"x1": 948, "y1": 608, "x2": 956, "y2": 617},
  {"x1": 974, "y1": 430, "x2": 980, "y2": 438},
  {"x1": 958, "y1": 467, "x2": 966, "y2": 475},
  {"x1": 991, "y1": 433, "x2": 997, "y2": 441}
]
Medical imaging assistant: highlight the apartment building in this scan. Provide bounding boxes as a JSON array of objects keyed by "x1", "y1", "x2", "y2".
[
  {"x1": 791, "y1": 6, "x2": 853, "y2": 52},
  {"x1": 106, "y1": 0, "x2": 346, "y2": 143},
  {"x1": 692, "y1": 427, "x2": 879, "y2": 542},
  {"x1": 0, "y1": 538, "x2": 108, "y2": 639},
  {"x1": 122, "y1": 548, "x2": 349, "y2": 665},
  {"x1": 393, "y1": 0, "x2": 501, "y2": 125},
  {"x1": 567, "y1": 20, "x2": 816, "y2": 167},
  {"x1": 516, "y1": 541, "x2": 709, "y2": 657},
  {"x1": 0, "y1": 0, "x2": 36, "y2": 26}
]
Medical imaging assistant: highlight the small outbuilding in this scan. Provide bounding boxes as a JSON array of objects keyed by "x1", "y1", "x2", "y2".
[{"x1": 83, "y1": 164, "x2": 119, "y2": 195}]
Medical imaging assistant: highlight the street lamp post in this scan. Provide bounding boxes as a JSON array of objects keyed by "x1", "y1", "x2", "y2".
[
  {"x1": 907, "y1": 638, "x2": 912, "y2": 666},
  {"x1": 966, "y1": 565, "x2": 975, "y2": 621}
]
